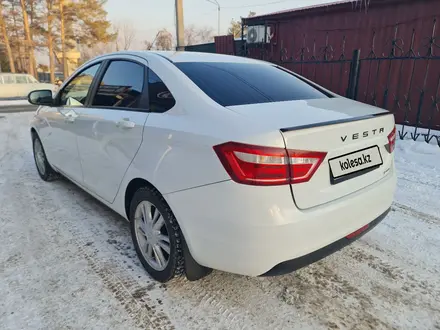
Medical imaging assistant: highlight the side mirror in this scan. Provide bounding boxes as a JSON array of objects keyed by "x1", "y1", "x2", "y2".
[{"x1": 28, "y1": 89, "x2": 53, "y2": 106}]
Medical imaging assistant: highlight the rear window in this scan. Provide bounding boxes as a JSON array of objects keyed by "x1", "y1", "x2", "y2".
[{"x1": 175, "y1": 62, "x2": 328, "y2": 107}]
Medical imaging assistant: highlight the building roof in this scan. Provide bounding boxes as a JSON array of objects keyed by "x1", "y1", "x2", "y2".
[
  {"x1": 242, "y1": 0, "x2": 412, "y2": 23},
  {"x1": 249, "y1": 0, "x2": 350, "y2": 19}
]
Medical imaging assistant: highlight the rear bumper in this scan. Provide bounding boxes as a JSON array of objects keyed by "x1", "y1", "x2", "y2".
[
  {"x1": 262, "y1": 207, "x2": 390, "y2": 276},
  {"x1": 165, "y1": 165, "x2": 396, "y2": 277}
]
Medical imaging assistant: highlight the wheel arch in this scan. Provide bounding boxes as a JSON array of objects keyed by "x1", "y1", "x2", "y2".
[
  {"x1": 124, "y1": 177, "x2": 211, "y2": 280},
  {"x1": 124, "y1": 178, "x2": 161, "y2": 220},
  {"x1": 30, "y1": 127, "x2": 38, "y2": 138}
]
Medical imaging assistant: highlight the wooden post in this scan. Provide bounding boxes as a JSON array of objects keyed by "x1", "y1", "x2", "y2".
[{"x1": 175, "y1": 0, "x2": 185, "y2": 51}]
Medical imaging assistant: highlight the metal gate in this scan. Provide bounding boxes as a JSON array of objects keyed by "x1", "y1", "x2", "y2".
[{"x1": 245, "y1": 19, "x2": 440, "y2": 147}]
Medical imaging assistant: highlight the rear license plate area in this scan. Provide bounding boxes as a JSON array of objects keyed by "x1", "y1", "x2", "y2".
[{"x1": 329, "y1": 146, "x2": 383, "y2": 184}]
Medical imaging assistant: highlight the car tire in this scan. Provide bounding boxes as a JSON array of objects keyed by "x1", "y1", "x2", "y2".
[
  {"x1": 32, "y1": 134, "x2": 59, "y2": 182},
  {"x1": 129, "y1": 186, "x2": 185, "y2": 283}
]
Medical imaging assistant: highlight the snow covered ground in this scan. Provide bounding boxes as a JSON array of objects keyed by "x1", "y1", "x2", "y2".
[
  {"x1": 0, "y1": 99, "x2": 31, "y2": 107},
  {"x1": 0, "y1": 112, "x2": 439, "y2": 330}
]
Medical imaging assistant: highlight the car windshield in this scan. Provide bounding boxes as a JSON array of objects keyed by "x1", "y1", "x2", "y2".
[{"x1": 175, "y1": 62, "x2": 329, "y2": 107}]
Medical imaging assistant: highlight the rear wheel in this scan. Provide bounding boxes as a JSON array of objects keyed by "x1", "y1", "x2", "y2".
[
  {"x1": 129, "y1": 187, "x2": 184, "y2": 282},
  {"x1": 32, "y1": 135, "x2": 58, "y2": 182}
]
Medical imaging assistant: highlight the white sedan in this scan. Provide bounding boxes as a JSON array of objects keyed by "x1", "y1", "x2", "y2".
[
  {"x1": 29, "y1": 51, "x2": 397, "y2": 282},
  {"x1": 0, "y1": 73, "x2": 55, "y2": 99}
]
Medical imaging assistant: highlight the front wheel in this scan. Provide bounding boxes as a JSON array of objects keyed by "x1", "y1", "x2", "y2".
[
  {"x1": 130, "y1": 187, "x2": 184, "y2": 282},
  {"x1": 32, "y1": 135, "x2": 58, "y2": 182}
]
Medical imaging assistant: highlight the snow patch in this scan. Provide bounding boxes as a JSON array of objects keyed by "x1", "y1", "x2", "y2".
[
  {"x1": 0, "y1": 112, "x2": 439, "y2": 329},
  {"x1": 0, "y1": 99, "x2": 31, "y2": 107}
]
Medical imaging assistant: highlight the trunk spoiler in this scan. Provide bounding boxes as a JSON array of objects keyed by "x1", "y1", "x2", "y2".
[{"x1": 280, "y1": 112, "x2": 393, "y2": 133}]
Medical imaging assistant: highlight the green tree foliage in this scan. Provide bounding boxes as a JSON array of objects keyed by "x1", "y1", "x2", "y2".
[
  {"x1": 64, "y1": 0, "x2": 115, "y2": 48},
  {"x1": 0, "y1": 0, "x2": 114, "y2": 76}
]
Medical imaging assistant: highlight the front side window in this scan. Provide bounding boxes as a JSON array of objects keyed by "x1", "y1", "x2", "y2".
[
  {"x1": 16, "y1": 75, "x2": 28, "y2": 84},
  {"x1": 60, "y1": 64, "x2": 101, "y2": 106},
  {"x1": 148, "y1": 69, "x2": 175, "y2": 113},
  {"x1": 175, "y1": 62, "x2": 329, "y2": 107},
  {"x1": 92, "y1": 61, "x2": 144, "y2": 109}
]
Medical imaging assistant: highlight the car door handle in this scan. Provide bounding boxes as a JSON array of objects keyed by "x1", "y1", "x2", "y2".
[
  {"x1": 64, "y1": 115, "x2": 75, "y2": 123},
  {"x1": 116, "y1": 119, "x2": 135, "y2": 129}
]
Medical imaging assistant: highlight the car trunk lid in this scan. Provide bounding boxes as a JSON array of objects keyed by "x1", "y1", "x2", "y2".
[{"x1": 227, "y1": 98, "x2": 396, "y2": 209}]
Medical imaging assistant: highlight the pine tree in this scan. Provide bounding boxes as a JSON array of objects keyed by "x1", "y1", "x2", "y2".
[
  {"x1": 46, "y1": 0, "x2": 55, "y2": 82},
  {"x1": 0, "y1": 0, "x2": 16, "y2": 72},
  {"x1": 8, "y1": 0, "x2": 26, "y2": 72},
  {"x1": 20, "y1": 0, "x2": 36, "y2": 76},
  {"x1": 57, "y1": 0, "x2": 115, "y2": 78},
  {"x1": 59, "y1": 0, "x2": 67, "y2": 78}
]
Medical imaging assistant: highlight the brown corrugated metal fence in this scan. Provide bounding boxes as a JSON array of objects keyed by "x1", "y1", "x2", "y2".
[{"x1": 243, "y1": 0, "x2": 440, "y2": 130}]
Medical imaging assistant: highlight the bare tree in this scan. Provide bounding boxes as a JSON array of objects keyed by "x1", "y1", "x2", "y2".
[
  {"x1": 78, "y1": 42, "x2": 112, "y2": 63},
  {"x1": 185, "y1": 25, "x2": 214, "y2": 46},
  {"x1": 155, "y1": 29, "x2": 172, "y2": 51},
  {"x1": 113, "y1": 21, "x2": 136, "y2": 51},
  {"x1": 143, "y1": 40, "x2": 153, "y2": 50},
  {"x1": 0, "y1": 0, "x2": 15, "y2": 72}
]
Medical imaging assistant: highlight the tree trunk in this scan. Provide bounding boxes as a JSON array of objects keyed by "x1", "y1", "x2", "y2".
[
  {"x1": 11, "y1": 2, "x2": 24, "y2": 72},
  {"x1": 28, "y1": 0, "x2": 37, "y2": 76},
  {"x1": 46, "y1": 0, "x2": 55, "y2": 83},
  {"x1": 20, "y1": 0, "x2": 35, "y2": 77},
  {"x1": 59, "y1": 0, "x2": 68, "y2": 79},
  {"x1": 0, "y1": 3, "x2": 16, "y2": 73}
]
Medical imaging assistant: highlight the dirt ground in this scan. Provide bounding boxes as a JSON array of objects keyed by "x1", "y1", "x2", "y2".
[{"x1": 1, "y1": 112, "x2": 439, "y2": 330}]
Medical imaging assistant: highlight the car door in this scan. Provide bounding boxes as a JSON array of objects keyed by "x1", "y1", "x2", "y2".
[
  {"x1": 15, "y1": 74, "x2": 31, "y2": 98},
  {"x1": 74, "y1": 57, "x2": 149, "y2": 203},
  {"x1": 46, "y1": 63, "x2": 102, "y2": 184}
]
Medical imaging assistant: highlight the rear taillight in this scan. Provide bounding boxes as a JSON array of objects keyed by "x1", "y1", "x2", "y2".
[
  {"x1": 288, "y1": 150, "x2": 327, "y2": 184},
  {"x1": 387, "y1": 126, "x2": 396, "y2": 153},
  {"x1": 213, "y1": 142, "x2": 327, "y2": 186}
]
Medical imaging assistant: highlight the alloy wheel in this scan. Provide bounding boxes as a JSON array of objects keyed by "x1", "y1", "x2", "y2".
[{"x1": 134, "y1": 201, "x2": 171, "y2": 271}]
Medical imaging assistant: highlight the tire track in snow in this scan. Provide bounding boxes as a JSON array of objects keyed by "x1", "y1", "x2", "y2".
[
  {"x1": 1, "y1": 114, "x2": 173, "y2": 330},
  {"x1": 42, "y1": 181, "x2": 175, "y2": 330},
  {"x1": 53, "y1": 179, "x2": 278, "y2": 330},
  {"x1": 392, "y1": 202, "x2": 440, "y2": 224}
]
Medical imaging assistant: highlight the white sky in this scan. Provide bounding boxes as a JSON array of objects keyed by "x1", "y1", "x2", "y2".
[{"x1": 106, "y1": 0, "x2": 338, "y2": 43}]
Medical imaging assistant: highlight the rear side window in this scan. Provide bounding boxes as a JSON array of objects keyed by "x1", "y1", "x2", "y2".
[
  {"x1": 148, "y1": 69, "x2": 175, "y2": 113},
  {"x1": 175, "y1": 62, "x2": 328, "y2": 107},
  {"x1": 16, "y1": 75, "x2": 27, "y2": 84},
  {"x1": 92, "y1": 61, "x2": 144, "y2": 109}
]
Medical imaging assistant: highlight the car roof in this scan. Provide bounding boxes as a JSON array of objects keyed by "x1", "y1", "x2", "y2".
[
  {"x1": 99, "y1": 51, "x2": 268, "y2": 65},
  {"x1": 0, "y1": 73, "x2": 30, "y2": 76}
]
